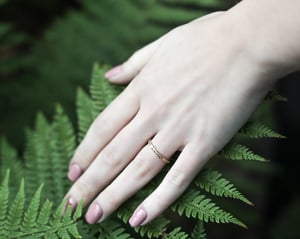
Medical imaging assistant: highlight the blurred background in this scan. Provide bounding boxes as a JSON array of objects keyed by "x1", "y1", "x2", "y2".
[{"x1": 0, "y1": 0, "x2": 299, "y2": 238}]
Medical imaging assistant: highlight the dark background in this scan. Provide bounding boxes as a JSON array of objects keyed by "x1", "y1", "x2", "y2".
[{"x1": 0, "y1": 0, "x2": 299, "y2": 238}]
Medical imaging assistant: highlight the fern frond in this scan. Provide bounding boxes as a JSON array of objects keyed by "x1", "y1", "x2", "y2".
[
  {"x1": 24, "y1": 113, "x2": 52, "y2": 198},
  {"x1": 37, "y1": 199, "x2": 53, "y2": 227},
  {"x1": 76, "y1": 87, "x2": 95, "y2": 142},
  {"x1": 221, "y1": 143, "x2": 267, "y2": 162},
  {"x1": 195, "y1": 169, "x2": 253, "y2": 205},
  {"x1": 172, "y1": 188, "x2": 246, "y2": 228},
  {"x1": 191, "y1": 221, "x2": 206, "y2": 239},
  {"x1": 7, "y1": 179, "x2": 25, "y2": 235},
  {"x1": 96, "y1": 220, "x2": 134, "y2": 239},
  {"x1": 0, "y1": 137, "x2": 23, "y2": 186},
  {"x1": 164, "y1": 227, "x2": 190, "y2": 239},
  {"x1": 135, "y1": 215, "x2": 170, "y2": 238},
  {"x1": 50, "y1": 105, "x2": 76, "y2": 200},
  {"x1": 90, "y1": 63, "x2": 123, "y2": 116},
  {"x1": 0, "y1": 170, "x2": 10, "y2": 230},
  {"x1": 239, "y1": 121, "x2": 286, "y2": 139},
  {"x1": 21, "y1": 184, "x2": 43, "y2": 233}
]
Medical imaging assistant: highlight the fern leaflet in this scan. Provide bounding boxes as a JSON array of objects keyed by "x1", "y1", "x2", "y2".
[
  {"x1": 76, "y1": 87, "x2": 95, "y2": 142},
  {"x1": 164, "y1": 227, "x2": 190, "y2": 239},
  {"x1": 239, "y1": 121, "x2": 286, "y2": 139},
  {"x1": 0, "y1": 172, "x2": 82, "y2": 239},
  {"x1": 221, "y1": 143, "x2": 267, "y2": 162},
  {"x1": 0, "y1": 170, "x2": 9, "y2": 230},
  {"x1": 195, "y1": 169, "x2": 253, "y2": 205},
  {"x1": 191, "y1": 221, "x2": 206, "y2": 239},
  {"x1": 172, "y1": 188, "x2": 246, "y2": 228}
]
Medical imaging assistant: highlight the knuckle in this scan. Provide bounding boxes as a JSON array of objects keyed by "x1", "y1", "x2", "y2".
[
  {"x1": 150, "y1": 191, "x2": 169, "y2": 209},
  {"x1": 100, "y1": 147, "x2": 120, "y2": 168},
  {"x1": 164, "y1": 169, "x2": 188, "y2": 189},
  {"x1": 133, "y1": 156, "x2": 155, "y2": 180},
  {"x1": 72, "y1": 179, "x2": 96, "y2": 201},
  {"x1": 101, "y1": 187, "x2": 121, "y2": 210}
]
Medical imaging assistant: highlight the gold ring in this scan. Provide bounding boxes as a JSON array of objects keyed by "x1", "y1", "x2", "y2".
[{"x1": 148, "y1": 139, "x2": 170, "y2": 164}]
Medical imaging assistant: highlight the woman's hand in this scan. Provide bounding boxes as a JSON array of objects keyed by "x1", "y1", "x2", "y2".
[{"x1": 64, "y1": 1, "x2": 299, "y2": 227}]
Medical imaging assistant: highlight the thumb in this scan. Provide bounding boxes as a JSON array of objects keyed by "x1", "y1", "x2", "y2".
[{"x1": 105, "y1": 37, "x2": 163, "y2": 84}]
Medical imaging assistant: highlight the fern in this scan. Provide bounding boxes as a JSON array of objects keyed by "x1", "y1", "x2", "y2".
[
  {"x1": 195, "y1": 169, "x2": 253, "y2": 205},
  {"x1": 221, "y1": 142, "x2": 267, "y2": 162},
  {"x1": 164, "y1": 227, "x2": 190, "y2": 239},
  {"x1": 76, "y1": 88, "x2": 94, "y2": 142},
  {"x1": 172, "y1": 188, "x2": 246, "y2": 228},
  {"x1": 95, "y1": 220, "x2": 134, "y2": 239},
  {"x1": 0, "y1": 171, "x2": 82, "y2": 239},
  {"x1": 0, "y1": 62, "x2": 285, "y2": 238},
  {"x1": 0, "y1": 137, "x2": 23, "y2": 191},
  {"x1": 90, "y1": 63, "x2": 124, "y2": 116},
  {"x1": 191, "y1": 221, "x2": 207, "y2": 239},
  {"x1": 239, "y1": 121, "x2": 286, "y2": 139}
]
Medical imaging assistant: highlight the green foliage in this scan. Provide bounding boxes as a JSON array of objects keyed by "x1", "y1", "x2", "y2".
[
  {"x1": 0, "y1": 171, "x2": 82, "y2": 239},
  {"x1": 0, "y1": 0, "x2": 237, "y2": 148},
  {"x1": 191, "y1": 221, "x2": 206, "y2": 239},
  {"x1": 195, "y1": 169, "x2": 253, "y2": 205},
  {"x1": 239, "y1": 121, "x2": 286, "y2": 139},
  {"x1": 0, "y1": 63, "x2": 284, "y2": 238},
  {"x1": 221, "y1": 142, "x2": 267, "y2": 162}
]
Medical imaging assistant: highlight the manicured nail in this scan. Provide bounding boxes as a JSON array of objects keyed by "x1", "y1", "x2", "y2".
[
  {"x1": 85, "y1": 203, "x2": 103, "y2": 224},
  {"x1": 68, "y1": 163, "x2": 82, "y2": 182},
  {"x1": 67, "y1": 197, "x2": 77, "y2": 211},
  {"x1": 129, "y1": 208, "x2": 147, "y2": 227},
  {"x1": 104, "y1": 65, "x2": 122, "y2": 79}
]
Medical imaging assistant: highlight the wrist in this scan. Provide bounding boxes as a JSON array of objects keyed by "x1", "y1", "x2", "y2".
[{"x1": 226, "y1": 0, "x2": 300, "y2": 82}]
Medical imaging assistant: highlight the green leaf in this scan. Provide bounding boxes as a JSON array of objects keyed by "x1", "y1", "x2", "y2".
[
  {"x1": 239, "y1": 121, "x2": 286, "y2": 138},
  {"x1": 97, "y1": 220, "x2": 134, "y2": 239},
  {"x1": 0, "y1": 170, "x2": 10, "y2": 233},
  {"x1": 164, "y1": 227, "x2": 190, "y2": 239},
  {"x1": 221, "y1": 143, "x2": 267, "y2": 162},
  {"x1": 195, "y1": 169, "x2": 253, "y2": 205},
  {"x1": 90, "y1": 63, "x2": 123, "y2": 116},
  {"x1": 76, "y1": 87, "x2": 95, "y2": 142},
  {"x1": 172, "y1": 188, "x2": 246, "y2": 228},
  {"x1": 135, "y1": 215, "x2": 170, "y2": 238},
  {"x1": 7, "y1": 179, "x2": 25, "y2": 234},
  {"x1": 191, "y1": 221, "x2": 207, "y2": 239},
  {"x1": 21, "y1": 184, "x2": 44, "y2": 232}
]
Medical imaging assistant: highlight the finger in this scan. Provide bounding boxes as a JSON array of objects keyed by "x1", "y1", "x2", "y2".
[
  {"x1": 68, "y1": 88, "x2": 139, "y2": 182},
  {"x1": 105, "y1": 37, "x2": 164, "y2": 84},
  {"x1": 129, "y1": 143, "x2": 207, "y2": 227},
  {"x1": 84, "y1": 131, "x2": 182, "y2": 224},
  {"x1": 65, "y1": 112, "x2": 157, "y2": 207}
]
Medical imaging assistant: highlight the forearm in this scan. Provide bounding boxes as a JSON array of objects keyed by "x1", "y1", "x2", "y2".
[{"x1": 227, "y1": 0, "x2": 300, "y2": 81}]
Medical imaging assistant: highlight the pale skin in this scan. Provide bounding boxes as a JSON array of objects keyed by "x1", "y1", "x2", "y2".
[{"x1": 64, "y1": 0, "x2": 300, "y2": 227}]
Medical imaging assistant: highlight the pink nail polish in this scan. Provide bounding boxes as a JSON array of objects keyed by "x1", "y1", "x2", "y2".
[
  {"x1": 67, "y1": 197, "x2": 77, "y2": 211},
  {"x1": 85, "y1": 203, "x2": 103, "y2": 224},
  {"x1": 68, "y1": 163, "x2": 82, "y2": 182},
  {"x1": 129, "y1": 208, "x2": 147, "y2": 227},
  {"x1": 104, "y1": 65, "x2": 122, "y2": 79}
]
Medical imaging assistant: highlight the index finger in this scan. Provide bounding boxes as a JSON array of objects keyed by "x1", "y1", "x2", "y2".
[{"x1": 68, "y1": 87, "x2": 139, "y2": 181}]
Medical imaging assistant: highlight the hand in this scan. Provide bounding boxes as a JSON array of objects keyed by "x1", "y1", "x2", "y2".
[{"x1": 64, "y1": 10, "x2": 278, "y2": 227}]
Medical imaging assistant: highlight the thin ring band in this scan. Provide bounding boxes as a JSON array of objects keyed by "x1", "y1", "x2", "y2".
[{"x1": 148, "y1": 139, "x2": 170, "y2": 164}]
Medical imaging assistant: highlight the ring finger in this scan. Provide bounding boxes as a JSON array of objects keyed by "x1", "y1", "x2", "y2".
[{"x1": 84, "y1": 130, "x2": 182, "y2": 224}]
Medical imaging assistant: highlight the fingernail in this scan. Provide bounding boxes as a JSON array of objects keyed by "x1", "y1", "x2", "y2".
[
  {"x1": 85, "y1": 203, "x2": 103, "y2": 224},
  {"x1": 129, "y1": 207, "x2": 147, "y2": 227},
  {"x1": 68, "y1": 163, "x2": 82, "y2": 182},
  {"x1": 104, "y1": 65, "x2": 122, "y2": 79},
  {"x1": 67, "y1": 197, "x2": 77, "y2": 211}
]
